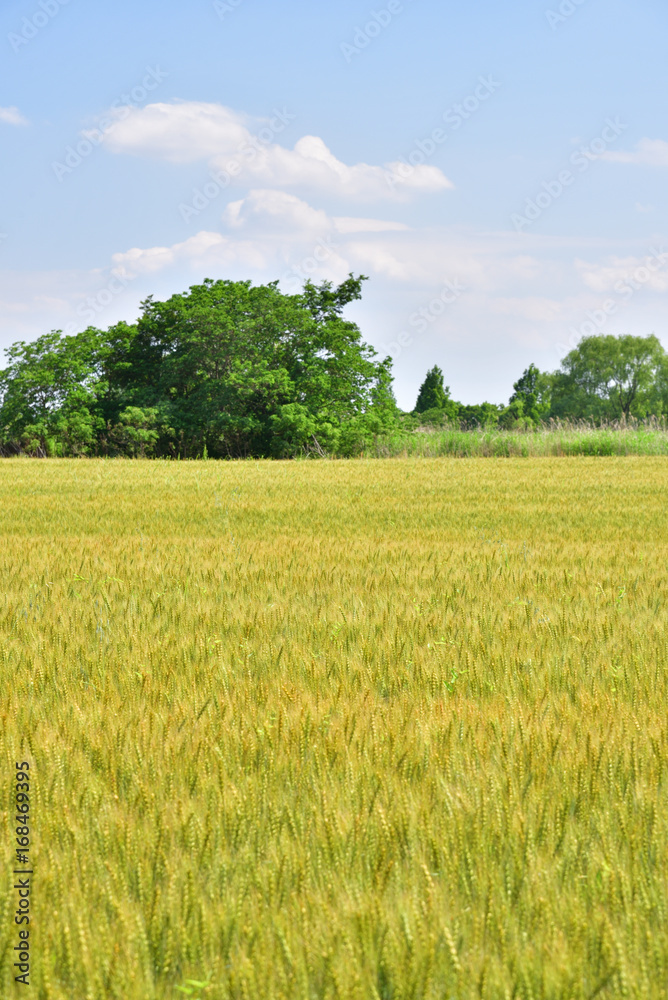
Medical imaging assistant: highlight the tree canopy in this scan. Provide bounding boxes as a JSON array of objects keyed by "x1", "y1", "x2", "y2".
[
  {"x1": 0, "y1": 275, "x2": 397, "y2": 458},
  {"x1": 1, "y1": 273, "x2": 666, "y2": 459},
  {"x1": 408, "y1": 335, "x2": 668, "y2": 430},
  {"x1": 550, "y1": 334, "x2": 668, "y2": 420},
  {"x1": 414, "y1": 366, "x2": 449, "y2": 413}
]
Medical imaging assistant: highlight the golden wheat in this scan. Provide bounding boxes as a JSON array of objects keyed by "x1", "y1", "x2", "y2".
[{"x1": 1, "y1": 457, "x2": 667, "y2": 999}]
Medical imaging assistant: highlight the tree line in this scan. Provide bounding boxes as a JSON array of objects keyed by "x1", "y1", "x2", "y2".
[
  {"x1": 413, "y1": 328, "x2": 668, "y2": 428},
  {"x1": 1, "y1": 274, "x2": 666, "y2": 458}
]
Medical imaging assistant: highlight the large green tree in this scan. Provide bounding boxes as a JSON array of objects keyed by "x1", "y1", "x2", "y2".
[
  {"x1": 0, "y1": 274, "x2": 396, "y2": 458},
  {"x1": 106, "y1": 274, "x2": 394, "y2": 456},
  {"x1": 550, "y1": 334, "x2": 668, "y2": 420}
]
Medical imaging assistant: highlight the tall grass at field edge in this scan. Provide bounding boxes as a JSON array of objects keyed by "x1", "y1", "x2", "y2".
[{"x1": 364, "y1": 419, "x2": 668, "y2": 459}]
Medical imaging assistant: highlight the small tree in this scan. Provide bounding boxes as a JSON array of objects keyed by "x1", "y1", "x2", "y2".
[
  {"x1": 107, "y1": 407, "x2": 161, "y2": 458},
  {"x1": 414, "y1": 366, "x2": 449, "y2": 413},
  {"x1": 502, "y1": 363, "x2": 552, "y2": 426}
]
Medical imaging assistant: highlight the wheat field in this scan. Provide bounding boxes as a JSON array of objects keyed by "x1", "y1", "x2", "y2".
[{"x1": 1, "y1": 457, "x2": 667, "y2": 999}]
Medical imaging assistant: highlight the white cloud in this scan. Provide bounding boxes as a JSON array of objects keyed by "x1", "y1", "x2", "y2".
[
  {"x1": 109, "y1": 190, "x2": 558, "y2": 295},
  {"x1": 102, "y1": 101, "x2": 251, "y2": 163},
  {"x1": 100, "y1": 100, "x2": 453, "y2": 201},
  {"x1": 106, "y1": 192, "x2": 587, "y2": 332},
  {"x1": 112, "y1": 192, "x2": 438, "y2": 290},
  {"x1": 603, "y1": 138, "x2": 668, "y2": 167},
  {"x1": 111, "y1": 231, "x2": 267, "y2": 280},
  {"x1": 348, "y1": 243, "x2": 414, "y2": 281},
  {"x1": 344, "y1": 233, "x2": 548, "y2": 289},
  {"x1": 112, "y1": 232, "x2": 227, "y2": 278},
  {"x1": 333, "y1": 217, "x2": 409, "y2": 234},
  {"x1": 491, "y1": 296, "x2": 566, "y2": 323},
  {"x1": 0, "y1": 106, "x2": 28, "y2": 126},
  {"x1": 222, "y1": 189, "x2": 330, "y2": 233},
  {"x1": 575, "y1": 253, "x2": 668, "y2": 293},
  {"x1": 112, "y1": 191, "x2": 340, "y2": 281},
  {"x1": 221, "y1": 191, "x2": 410, "y2": 236}
]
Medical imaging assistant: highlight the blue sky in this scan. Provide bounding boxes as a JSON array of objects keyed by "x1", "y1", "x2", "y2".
[{"x1": 1, "y1": 0, "x2": 667, "y2": 408}]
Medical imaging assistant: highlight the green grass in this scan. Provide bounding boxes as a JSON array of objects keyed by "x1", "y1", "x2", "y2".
[
  {"x1": 1, "y1": 457, "x2": 667, "y2": 998},
  {"x1": 367, "y1": 419, "x2": 668, "y2": 458}
]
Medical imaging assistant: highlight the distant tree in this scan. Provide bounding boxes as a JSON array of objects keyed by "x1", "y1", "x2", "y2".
[
  {"x1": 458, "y1": 402, "x2": 503, "y2": 428},
  {"x1": 501, "y1": 363, "x2": 553, "y2": 426},
  {"x1": 414, "y1": 366, "x2": 449, "y2": 413},
  {"x1": 412, "y1": 406, "x2": 452, "y2": 427},
  {"x1": 550, "y1": 334, "x2": 668, "y2": 420}
]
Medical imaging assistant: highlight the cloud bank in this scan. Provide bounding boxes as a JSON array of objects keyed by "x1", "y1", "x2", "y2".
[
  {"x1": 100, "y1": 100, "x2": 453, "y2": 201},
  {"x1": 603, "y1": 138, "x2": 668, "y2": 167},
  {"x1": 0, "y1": 107, "x2": 28, "y2": 127}
]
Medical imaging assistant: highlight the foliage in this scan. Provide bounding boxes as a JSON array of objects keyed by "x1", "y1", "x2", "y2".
[
  {"x1": 366, "y1": 417, "x2": 668, "y2": 457},
  {"x1": 457, "y1": 401, "x2": 504, "y2": 427},
  {"x1": 0, "y1": 276, "x2": 395, "y2": 459},
  {"x1": 0, "y1": 327, "x2": 108, "y2": 454},
  {"x1": 107, "y1": 274, "x2": 393, "y2": 458},
  {"x1": 412, "y1": 406, "x2": 453, "y2": 427},
  {"x1": 1, "y1": 458, "x2": 668, "y2": 998},
  {"x1": 268, "y1": 402, "x2": 345, "y2": 458},
  {"x1": 413, "y1": 365, "x2": 450, "y2": 413},
  {"x1": 500, "y1": 363, "x2": 554, "y2": 427},
  {"x1": 105, "y1": 406, "x2": 162, "y2": 458},
  {"x1": 2, "y1": 299, "x2": 668, "y2": 458},
  {"x1": 550, "y1": 333, "x2": 668, "y2": 420}
]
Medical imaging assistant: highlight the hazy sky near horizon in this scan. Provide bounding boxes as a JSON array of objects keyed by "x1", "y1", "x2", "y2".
[{"x1": 1, "y1": 0, "x2": 667, "y2": 408}]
